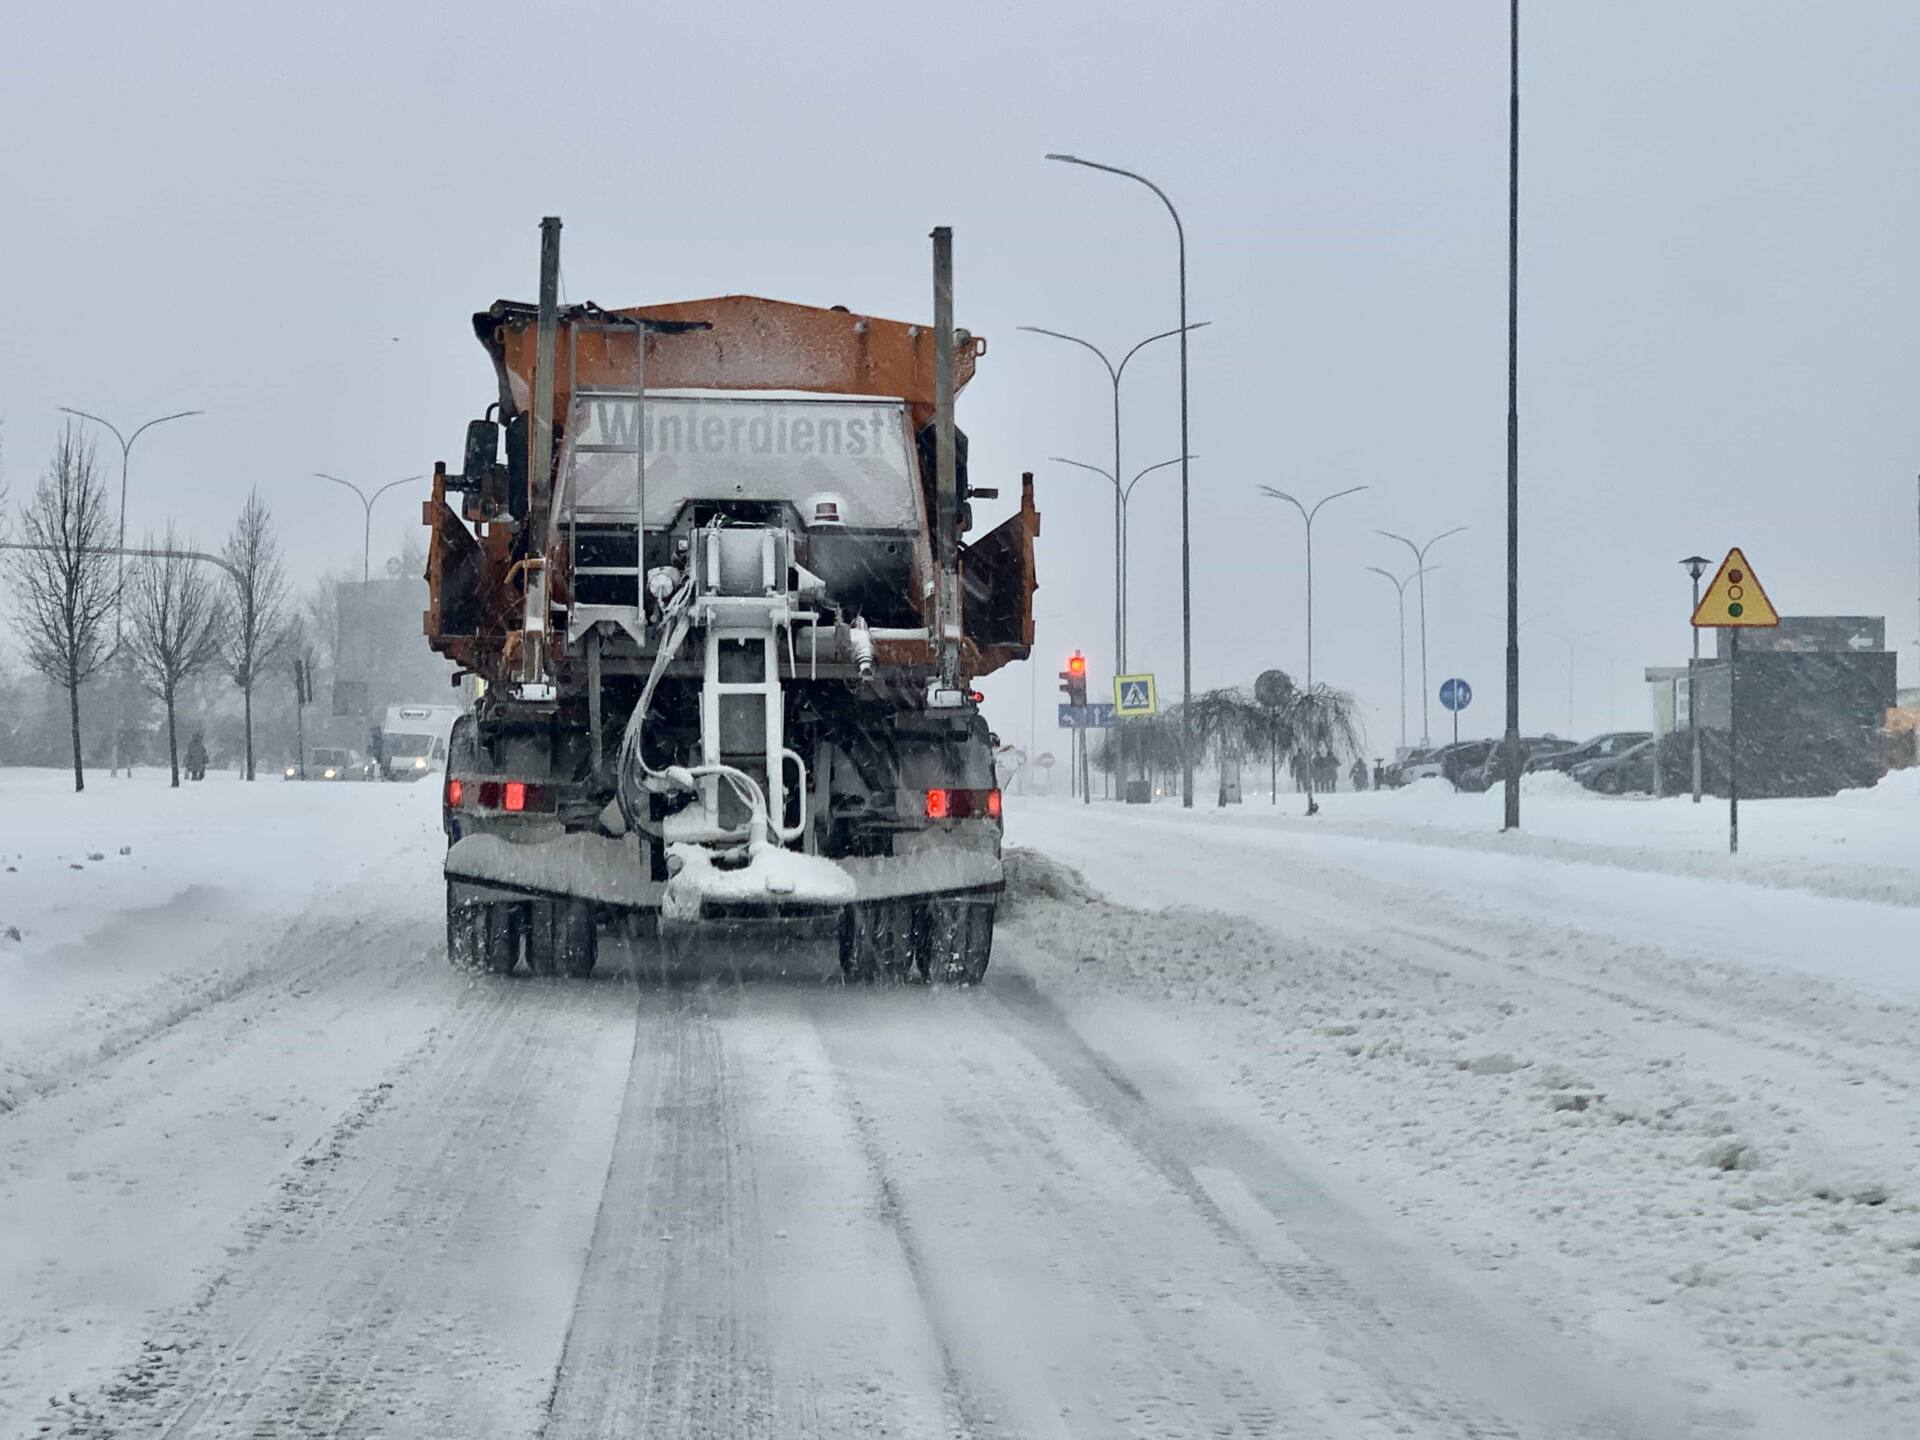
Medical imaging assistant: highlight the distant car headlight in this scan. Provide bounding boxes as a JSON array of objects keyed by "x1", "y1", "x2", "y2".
[
  {"x1": 323, "y1": 767, "x2": 337, "y2": 780},
  {"x1": 413, "y1": 756, "x2": 427, "y2": 769},
  {"x1": 284, "y1": 766, "x2": 296, "y2": 779}
]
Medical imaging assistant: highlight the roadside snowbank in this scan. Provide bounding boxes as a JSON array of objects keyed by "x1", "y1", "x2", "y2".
[
  {"x1": 1002, "y1": 804, "x2": 1920, "y2": 1438},
  {"x1": 0, "y1": 768, "x2": 443, "y2": 1108}
]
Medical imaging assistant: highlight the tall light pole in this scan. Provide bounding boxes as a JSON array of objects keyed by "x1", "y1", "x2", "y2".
[
  {"x1": 310, "y1": 473, "x2": 426, "y2": 584},
  {"x1": 1681, "y1": 554, "x2": 1711, "y2": 802},
  {"x1": 1020, "y1": 323, "x2": 1208, "y2": 671},
  {"x1": 58, "y1": 405, "x2": 203, "y2": 778},
  {"x1": 1364, "y1": 563, "x2": 1436, "y2": 753},
  {"x1": 1258, "y1": 484, "x2": 1367, "y2": 816},
  {"x1": 1502, "y1": 0, "x2": 1524, "y2": 831},
  {"x1": 1542, "y1": 628, "x2": 1590, "y2": 739},
  {"x1": 1049, "y1": 454, "x2": 1194, "y2": 665},
  {"x1": 1377, "y1": 525, "x2": 1467, "y2": 748},
  {"x1": 1046, "y1": 152, "x2": 1195, "y2": 807}
]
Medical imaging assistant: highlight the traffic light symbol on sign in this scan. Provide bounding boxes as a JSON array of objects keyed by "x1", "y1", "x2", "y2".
[{"x1": 1690, "y1": 547, "x2": 1779, "y2": 628}]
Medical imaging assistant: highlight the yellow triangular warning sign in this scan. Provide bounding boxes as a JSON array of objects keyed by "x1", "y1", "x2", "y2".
[{"x1": 1690, "y1": 547, "x2": 1779, "y2": 628}]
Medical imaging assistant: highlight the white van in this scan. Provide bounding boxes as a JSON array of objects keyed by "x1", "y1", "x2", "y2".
[{"x1": 379, "y1": 704, "x2": 462, "y2": 782}]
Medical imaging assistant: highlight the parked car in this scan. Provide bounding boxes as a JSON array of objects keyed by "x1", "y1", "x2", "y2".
[
  {"x1": 284, "y1": 746, "x2": 376, "y2": 782},
  {"x1": 1526, "y1": 730, "x2": 1652, "y2": 775},
  {"x1": 1400, "y1": 740, "x2": 1500, "y2": 789},
  {"x1": 1378, "y1": 747, "x2": 1436, "y2": 788},
  {"x1": 1571, "y1": 738, "x2": 1659, "y2": 794},
  {"x1": 1463, "y1": 735, "x2": 1575, "y2": 791}
]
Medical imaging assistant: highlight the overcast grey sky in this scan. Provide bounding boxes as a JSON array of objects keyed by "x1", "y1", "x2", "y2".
[{"x1": 5, "y1": 0, "x2": 1918, "y2": 755}]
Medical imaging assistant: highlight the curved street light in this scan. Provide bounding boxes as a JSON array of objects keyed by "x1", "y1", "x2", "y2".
[
  {"x1": 58, "y1": 405, "x2": 204, "y2": 777},
  {"x1": 1377, "y1": 525, "x2": 1468, "y2": 748},
  {"x1": 1364, "y1": 563, "x2": 1438, "y2": 753},
  {"x1": 1258, "y1": 484, "x2": 1367, "y2": 815},
  {"x1": 310, "y1": 472, "x2": 426, "y2": 584},
  {"x1": 1046, "y1": 152, "x2": 1196, "y2": 806},
  {"x1": 1048, "y1": 453, "x2": 1195, "y2": 664},
  {"x1": 1019, "y1": 322, "x2": 1207, "y2": 674}
]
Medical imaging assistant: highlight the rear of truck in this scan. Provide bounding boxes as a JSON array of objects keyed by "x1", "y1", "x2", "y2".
[{"x1": 422, "y1": 222, "x2": 1037, "y2": 982}]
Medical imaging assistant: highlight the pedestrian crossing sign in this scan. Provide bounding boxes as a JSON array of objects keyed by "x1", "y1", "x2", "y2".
[{"x1": 1113, "y1": 673, "x2": 1158, "y2": 717}]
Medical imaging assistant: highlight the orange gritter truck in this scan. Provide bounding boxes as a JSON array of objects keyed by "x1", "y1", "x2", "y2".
[{"x1": 422, "y1": 218, "x2": 1037, "y2": 982}]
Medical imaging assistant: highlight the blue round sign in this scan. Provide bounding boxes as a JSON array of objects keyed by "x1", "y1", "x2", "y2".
[{"x1": 1439, "y1": 678, "x2": 1472, "y2": 712}]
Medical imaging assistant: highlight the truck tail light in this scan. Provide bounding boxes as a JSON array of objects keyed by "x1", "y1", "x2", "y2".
[
  {"x1": 445, "y1": 777, "x2": 464, "y2": 808},
  {"x1": 924, "y1": 788, "x2": 1001, "y2": 822},
  {"x1": 504, "y1": 780, "x2": 528, "y2": 813}
]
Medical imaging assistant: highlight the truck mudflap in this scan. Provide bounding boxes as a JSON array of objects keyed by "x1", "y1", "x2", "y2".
[{"x1": 444, "y1": 831, "x2": 1002, "y2": 915}]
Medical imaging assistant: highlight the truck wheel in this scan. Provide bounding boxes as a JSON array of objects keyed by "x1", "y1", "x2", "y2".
[
  {"x1": 557, "y1": 901, "x2": 598, "y2": 979},
  {"x1": 447, "y1": 888, "x2": 519, "y2": 975},
  {"x1": 838, "y1": 903, "x2": 885, "y2": 983},
  {"x1": 524, "y1": 901, "x2": 561, "y2": 978},
  {"x1": 921, "y1": 899, "x2": 994, "y2": 985}
]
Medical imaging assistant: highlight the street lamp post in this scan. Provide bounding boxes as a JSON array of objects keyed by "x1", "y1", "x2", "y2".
[
  {"x1": 1681, "y1": 555, "x2": 1711, "y2": 802},
  {"x1": 1257, "y1": 484, "x2": 1367, "y2": 816},
  {"x1": 58, "y1": 406, "x2": 204, "y2": 778},
  {"x1": 1543, "y1": 629, "x2": 1589, "y2": 740},
  {"x1": 1503, "y1": 0, "x2": 1524, "y2": 831},
  {"x1": 1363, "y1": 563, "x2": 1436, "y2": 754},
  {"x1": 1046, "y1": 152, "x2": 1195, "y2": 807},
  {"x1": 1019, "y1": 324, "x2": 1207, "y2": 672},
  {"x1": 1052, "y1": 455, "x2": 1192, "y2": 800},
  {"x1": 1377, "y1": 525, "x2": 1467, "y2": 748},
  {"x1": 310, "y1": 473, "x2": 426, "y2": 584}
]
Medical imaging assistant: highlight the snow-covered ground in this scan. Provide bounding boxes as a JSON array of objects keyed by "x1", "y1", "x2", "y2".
[
  {"x1": 2, "y1": 765, "x2": 1915, "y2": 1437},
  {"x1": 1008, "y1": 778, "x2": 1920, "y2": 1437},
  {"x1": 0, "y1": 766, "x2": 443, "y2": 1109}
]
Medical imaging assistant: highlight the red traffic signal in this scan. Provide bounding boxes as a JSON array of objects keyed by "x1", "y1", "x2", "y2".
[
  {"x1": 1058, "y1": 650, "x2": 1088, "y2": 706},
  {"x1": 1067, "y1": 652, "x2": 1086, "y2": 677}
]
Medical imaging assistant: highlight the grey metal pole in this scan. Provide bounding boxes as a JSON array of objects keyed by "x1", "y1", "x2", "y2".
[
  {"x1": 1045, "y1": 154, "x2": 1194, "y2": 806},
  {"x1": 1502, "y1": 0, "x2": 1523, "y2": 831},
  {"x1": 1729, "y1": 628, "x2": 1740, "y2": 854},
  {"x1": 1681, "y1": 555, "x2": 1710, "y2": 802},
  {"x1": 1366, "y1": 565, "x2": 1426, "y2": 753},
  {"x1": 1378, "y1": 527, "x2": 1465, "y2": 748},
  {"x1": 58, "y1": 407, "x2": 202, "y2": 777},
  {"x1": 1258, "y1": 485, "x2": 1366, "y2": 815},
  {"x1": 312, "y1": 474, "x2": 425, "y2": 584}
]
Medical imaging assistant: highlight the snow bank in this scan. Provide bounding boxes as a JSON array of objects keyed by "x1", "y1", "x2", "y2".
[
  {"x1": 0, "y1": 768, "x2": 444, "y2": 1108},
  {"x1": 1007, "y1": 799, "x2": 1920, "y2": 1437}
]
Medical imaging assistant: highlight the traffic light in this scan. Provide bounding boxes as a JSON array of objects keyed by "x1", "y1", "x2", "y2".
[{"x1": 1058, "y1": 650, "x2": 1088, "y2": 707}]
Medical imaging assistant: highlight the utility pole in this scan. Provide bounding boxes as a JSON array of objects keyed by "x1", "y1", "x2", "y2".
[
  {"x1": 1365, "y1": 564, "x2": 1434, "y2": 753},
  {"x1": 1502, "y1": 0, "x2": 1524, "y2": 831},
  {"x1": 58, "y1": 406, "x2": 203, "y2": 777},
  {"x1": 1378, "y1": 526, "x2": 1466, "y2": 747},
  {"x1": 1046, "y1": 153, "x2": 1195, "y2": 807},
  {"x1": 1681, "y1": 555, "x2": 1711, "y2": 802},
  {"x1": 1258, "y1": 485, "x2": 1366, "y2": 816},
  {"x1": 309, "y1": 473, "x2": 426, "y2": 584}
]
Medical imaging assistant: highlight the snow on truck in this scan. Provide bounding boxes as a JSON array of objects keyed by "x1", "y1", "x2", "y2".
[{"x1": 422, "y1": 218, "x2": 1037, "y2": 982}]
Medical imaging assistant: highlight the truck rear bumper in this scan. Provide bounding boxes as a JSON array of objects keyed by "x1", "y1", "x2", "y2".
[{"x1": 444, "y1": 831, "x2": 1001, "y2": 916}]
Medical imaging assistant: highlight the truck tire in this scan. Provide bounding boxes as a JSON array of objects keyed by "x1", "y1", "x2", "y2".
[
  {"x1": 447, "y1": 887, "x2": 519, "y2": 975},
  {"x1": 557, "y1": 901, "x2": 598, "y2": 979},
  {"x1": 840, "y1": 902, "x2": 920, "y2": 983},
  {"x1": 919, "y1": 898, "x2": 994, "y2": 985},
  {"x1": 524, "y1": 900, "x2": 597, "y2": 979}
]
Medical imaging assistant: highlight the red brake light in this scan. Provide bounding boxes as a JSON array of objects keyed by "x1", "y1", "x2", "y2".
[
  {"x1": 445, "y1": 778, "x2": 464, "y2": 808},
  {"x1": 987, "y1": 788, "x2": 1002, "y2": 819},
  {"x1": 925, "y1": 788, "x2": 952, "y2": 820},
  {"x1": 503, "y1": 781, "x2": 528, "y2": 813}
]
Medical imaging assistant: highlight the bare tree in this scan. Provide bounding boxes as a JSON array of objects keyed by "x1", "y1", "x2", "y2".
[
  {"x1": 127, "y1": 524, "x2": 224, "y2": 787},
  {"x1": 15, "y1": 427, "x2": 118, "y2": 791},
  {"x1": 221, "y1": 488, "x2": 289, "y2": 780}
]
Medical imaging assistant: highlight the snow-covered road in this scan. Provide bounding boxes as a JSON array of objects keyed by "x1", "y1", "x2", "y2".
[{"x1": 3, "y1": 776, "x2": 1915, "y2": 1437}]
